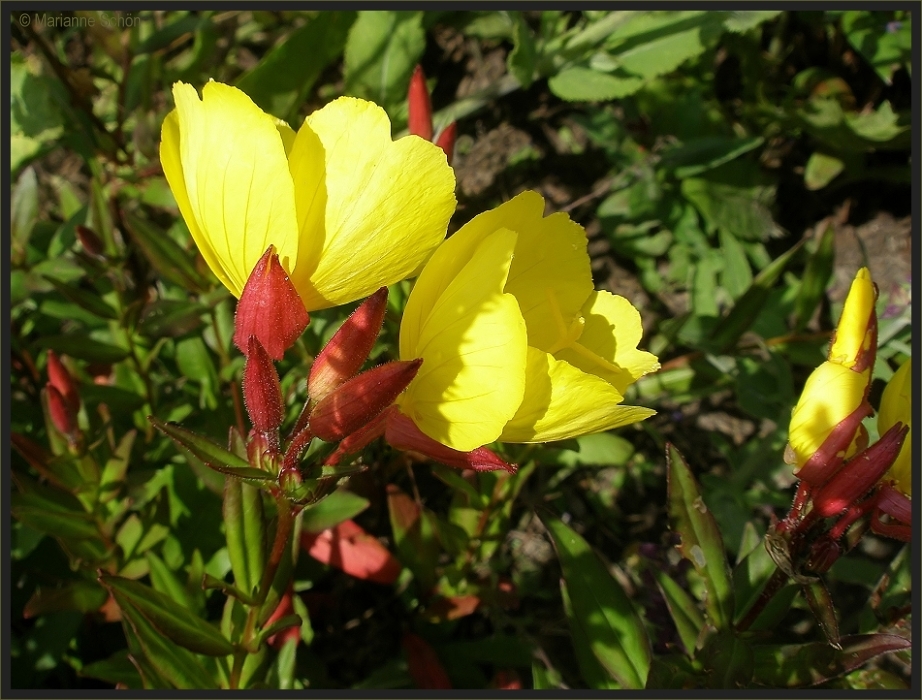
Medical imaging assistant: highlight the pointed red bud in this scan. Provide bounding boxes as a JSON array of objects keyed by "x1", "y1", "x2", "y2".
[
  {"x1": 309, "y1": 288, "x2": 388, "y2": 404},
  {"x1": 75, "y1": 225, "x2": 105, "y2": 258},
  {"x1": 794, "y1": 399, "x2": 873, "y2": 489},
  {"x1": 234, "y1": 247, "x2": 310, "y2": 361},
  {"x1": 385, "y1": 410, "x2": 516, "y2": 473},
  {"x1": 434, "y1": 122, "x2": 457, "y2": 163},
  {"x1": 870, "y1": 482, "x2": 911, "y2": 541},
  {"x1": 46, "y1": 384, "x2": 76, "y2": 436},
  {"x1": 243, "y1": 336, "x2": 284, "y2": 436},
  {"x1": 408, "y1": 65, "x2": 433, "y2": 141},
  {"x1": 311, "y1": 360, "x2": 422, "y2": 442},
  {"x1": 47, "y1": 350, "x2": 80, "y2": 415},
  {"x1": 811, "y1": 424, "x2": 909, "y2": 519}
]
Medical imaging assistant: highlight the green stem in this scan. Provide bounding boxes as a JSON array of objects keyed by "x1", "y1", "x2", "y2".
[{"x1": 229, "y1": 496, "x2": 295, "y2": 689}]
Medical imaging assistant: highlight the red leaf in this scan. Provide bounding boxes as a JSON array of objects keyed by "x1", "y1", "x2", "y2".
[
  {"x1": 424, "y1": 594, "x2": 481, "y2": 622},
  {"x1": 301, "y1": 519, "x2": 401, "y2": 585},
  {"x1": 403, "y1": 632, "x2": 452, "y2": 689}
]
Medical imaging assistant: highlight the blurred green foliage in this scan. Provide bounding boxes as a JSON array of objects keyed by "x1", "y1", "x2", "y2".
[{"x1": 8, "y1": 9, "x2": 912, "y2": 690}]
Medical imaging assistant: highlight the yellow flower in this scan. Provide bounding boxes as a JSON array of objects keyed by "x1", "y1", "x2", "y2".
[
  {"x1": 787, "y1": 267, "x2": 876, "y2": 472},
  {"x1": 397, "y1": 191, "x2": 659, "y2": 452},
  {"x1": 160, "y1": 81, "x2": 456, "y2": 310},
  {"x1": 878, "y1": 358, "x2": 912, "y2": 496}
]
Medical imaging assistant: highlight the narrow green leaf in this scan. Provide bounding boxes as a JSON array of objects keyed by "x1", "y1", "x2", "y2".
[
  {"x1": 123, "y1": 211, "x2": 209, "y2": 292},
  {"x1": 793, "y1": 223, "x2": 835, "y2": 331},
  {"x1": 138, "y1": 300, "x2": 206, "y2": 338},
  {"x1": 804, "y1": 151, "x2": 845, "y2": 190},
  {"x1": 23, "y1": 581, "x2": 108, "y2": 617},
  {"x1": 80, "y1": 650, "x2": 144, "y2": 689},
  {"x1": 653, "y1": 569, "x2": 704, "y2": 656},
  {"x1": 12, "y1": 506, "x2": 100, "y2": 541},
  {"x1": 300, "y1": 489, "x2": 370, "y2": 533},
  {"x1": 718, "y1": 229, "x2": 753, "y2": 300},
  {"x1": 11, "y1": 166, "x2": 39, "y2": 256},
  {"x1": 803, "y1": 579, "x2": 841, "y2": 649},
  {"x1": 699, "y1": 629, "x2": 754, "y2": 688},
  {"x1": 561, "y1": 580, "x2": 620, "y2": 689},
  {"x1": 149, "y1": 417, "x2": 274, "y2": 483},
  {"x1": 531, "y1": 660, "x2": 564, "y2": 689},
  {"x1": 665, "y1": 444, "x2": 734, "y2": 630},
  {"x1": 100, "y1": 573, "x2": 234, "y2": 657},
  {"x1": 36, "y1": 333, "x2": 129, "y2": 363},
  {"x1": 750, "y1": 634, "x2": 910, "y2": 688},
  {"x1": 707, "y1": 239, "x2": 804, "y2": 353},
  {"x1": 237, "y1": 12, "x2": 356, "y2": 120},
  {"x1": 117, "y1": 600, "x2": 217, "y2": 689},
  {"x1": 146, "y1": 551, "x2": 193, "y2": 612},
  {"x1": 549, "y1": 66, "x2": 644, "y2": 102},
  {"x1": 100, "y1": 429, "x2": 136, "y2": 502},
  {"x1": 43, "y1": 276, "x2": 119, "y2": 320},
  {"x1": 543, "y1": 514, "x2": 651, "y2": 689},
  {"x1": 223, "y1": 479, "x2": 266, "y2": 598},
  {"x1": 664, "y1": 136, "x2": 764, "y2": 179}
]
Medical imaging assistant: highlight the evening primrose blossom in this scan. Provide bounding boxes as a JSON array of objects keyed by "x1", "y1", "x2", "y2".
[
  {"x1": 160, "y1": 81, "x2": 455, "y2": 310},
  {"x1": 397, "y1": 191, "x2": 659, "y2": 452},
  {"x1": 787, "y1": 267, "x2": 876, "y2": 475},
  {"x1": 878, "y1": 358, "x2": 912, "y2": 496}
]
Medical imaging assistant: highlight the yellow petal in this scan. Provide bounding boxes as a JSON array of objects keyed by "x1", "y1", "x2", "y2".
[
  {"x1": 500, "y1": 348, "x2": 656, "y2": 443},
  {"x1": 400, "y1": 191, "x2": 545, "y2": 354},
  {"x1": 879, "y1": 358, "x2": 912, "y2": 496},
  {"x1": 287, "y1": 119, "x2": 327, "y2": 298},
  {"x1": 291, "y1": 97, "x2": 456, "y2": 310},
  {"x1": 828, "y1": 267, "x2": 876, "y2": 369},
  {"x1": 503, "y1": 207, "x2": 593, "y2": 353},
  {"x1": 170, "y1": 81, "x2": 299, "y2": 297},
  {"x1": 399, "y1": 228, "x2": 527, "y2": 452},
  {"x1": 788, "y1": 361, "x2": 869, "y2": 468},
  {"x1": 555, "y1": 291, "x2": 660, "y2": 394}
]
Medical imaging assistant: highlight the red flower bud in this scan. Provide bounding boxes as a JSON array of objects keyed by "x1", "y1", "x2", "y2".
[
  {"x1": 242, "y1": 336, "x2": 284, "y2": 436},
  {"x1": 264, "y1": 588, "x2": 301, "y2": 649},
  {"x1": 47, "y1": 350, "x2": 80, "y2": 415},
  {"x1": 75, "y1": 225, "x2": 105, "y2": 258},
  {"x1": 309, "y1": 288, "x2": 388, "y2": 404},
  {"x1": 812, "y1": 424, "x2": 909, "y2": 519},
  {"x1": 870, "y1": 482, "x2": 911, "y2": 542},
  {"x1": 311, "y1": 360, "x2": 422, "y2": 442},
  {"x1": 434, "y1": 122, "x2": 457, "y2": 163},
  {"x1": 408, "y1": 65, "x2": 433, "y2": 142},
  {"x1": 323, "y1": 409, "x2": 390, "y2": 466},
  {"x1": 385, "y1": 409, "x2": 516, "y2": 473},
  {"x1": 805, "y1": 537, "x2": 841, "y2": 574},
  {"x1": 46, "y1": 384, "x2": 76, "y2": 436},
  {"x1": 794, "y1": 399, "x2": 873, "y2": 489},
  {"x1": 234, "y1": 247, "x2": 310, "y2": 361}
]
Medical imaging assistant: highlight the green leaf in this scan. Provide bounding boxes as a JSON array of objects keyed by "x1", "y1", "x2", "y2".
[
  {"x1": 665, "y1": 444, "x2": 733, "y2": 630},
  {"x1": 146, "y1": 551, "x2": 193, "y2": 612},
  {"x1": 550, "y1": 432, "x2": 635, "y2": 467},
  {"x1": 663, "y1": 136, "x2": 764, "y2": 179},
  {"x1": 10, "y1": 56, "x2": 65, "y2": 174},
  {"x1": 100, "y1": 573, "x2": 234, "y2": 657},
  {"x1": 542, "y1": 514, "x2": 651, "y2": 689},
  {"x1": 793, "y1": 223, "x2": 835, "y2": 331},
  {"x1": 750, "y1": 634, "x2": 910, "y2": 688},
  {"x1": 803, "y1": 578, "x2": 841, "y2": 649},
  {"x1": 80, "y1": 650, "x2": 144, "y2": 689},
  {"x1": 653, "y1": 569, "x2": 704, "y2": 656},
  {"x1": 237, "y1": 12, "x2": 356, "y2": 121},
  {"x1": 531, "y1": 660, "x2": 564, "y2": 689},
  {"x1": 606, "y1": 11, "x2": 726, "y2": 79},
  {"x1": 699, "y1": 629, "x2": 754, "y2": 688},
  {"x1": 223, "y1": 479, "x2": 267, "y2": 599},
  {"x1": 723, "y1": 11, "x2": 782, "y2": 32},
  {"x1": 122, "y1": 212, "x2": 209, "y2": 292},
  {"x1": 43, "y1": 277, "x2": 119, "y2": 320},
  {"x1": 300, "y1": 489, "x2": 370, "y2": 533},
  {"x1": 560, "y1": 580, "x2": 620, "y2": 689},
  {"x1": 11, "y1": 167, "x2": 39, "y2": 258},
  {"x1": 175, "y1": 336, "x2": 220, "y2": 410},
  {"x1": 718, "y1": 229, "x2": 752, "y2": 300},
  {"x1": 804, "y1": 151, "x2": 845, "y2": 190},
  {"x1": 707, "y1": 238, "x2": 804, "y2": 353},
  {"x1": 149, "y1": 416, "x2": 274, "y2": 483},
  {"x1": 138, "y1": 300, "x2": 206, "y2": 338},
  {"x1": 100, "y1": 430, "x2": 136, "y2": 503},
  {"x1": 841, "y1": 11, "x2": 912, "y2": 85},
  {"x1": 344, "y1": 11, "x2": 426, "y2": 110},
  {"x1": 549, "y1": 66, "x2": 644, "y2": 101},
  {"x1": 507, "y1": 12, "x2": 537, "y2": 88},
  {"x1": 116, "y1": 598, "x2": 217, "y2": 689},
  {"x1": 35, "y1": 334, "x2": 129, "y2": 363},
  {"x1": 23, "y1": 581, "x2": 108, "y2": 617}
]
